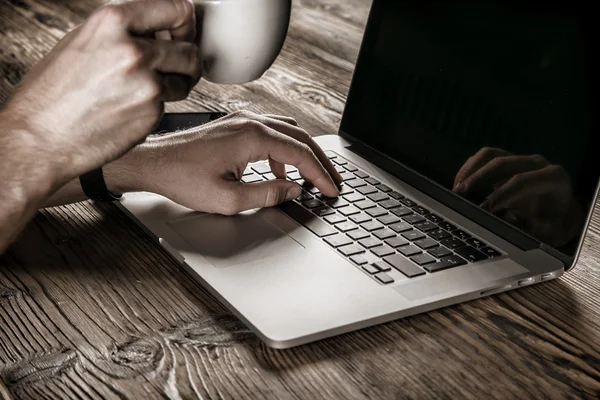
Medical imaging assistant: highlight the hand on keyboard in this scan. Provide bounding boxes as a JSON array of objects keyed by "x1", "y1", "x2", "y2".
[{"x1": 135, "y1": 110, "x2": 342, "y2": 215}]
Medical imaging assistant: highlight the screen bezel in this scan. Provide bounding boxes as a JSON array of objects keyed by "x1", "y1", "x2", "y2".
[{"x1": 338, "y1": 0, "x2": 598, "y2": 270}]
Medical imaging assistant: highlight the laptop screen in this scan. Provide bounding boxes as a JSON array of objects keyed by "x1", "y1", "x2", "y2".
[{"x1": 340, "y1": 0, "x2": 598, "y2": 257}]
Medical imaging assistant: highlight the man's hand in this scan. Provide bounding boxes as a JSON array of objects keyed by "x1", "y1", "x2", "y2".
[
  {"x1": 121, "y1": 111, "x2": 343, "y2": 214},
  {"x1": 3, "y1": 0, "x2": 201, "y2": 184},
  {"x1": 453, "y1": 147, "x2": 585, "y2": 247}
]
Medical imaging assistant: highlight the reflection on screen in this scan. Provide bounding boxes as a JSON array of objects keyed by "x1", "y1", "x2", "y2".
[{"x1": 341, "y1": 1, "x2": 598, "y2": 255}]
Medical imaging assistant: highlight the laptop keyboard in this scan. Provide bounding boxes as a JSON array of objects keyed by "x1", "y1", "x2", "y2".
[{"x1": 242, "y1": 151, "x2": 502, "y2": 285}]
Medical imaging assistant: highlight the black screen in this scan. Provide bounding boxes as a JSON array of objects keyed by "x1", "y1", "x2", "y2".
[{"x1": 341, "y1": 0, "x2": 598, "y2": 256}]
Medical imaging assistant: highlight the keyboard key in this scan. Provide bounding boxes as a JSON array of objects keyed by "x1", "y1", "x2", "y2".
[
  {"x1": 325, "y1": 150, "x2": 337, "y2": 159},
  {"x1": 365, "y1": 177, "x2": 380, "y2": 185},
  {"x1": 414, "y1": 238, "x2": 439, "y2": 250},
  {"x1": 356, "y1": 200, "x2": 377, "y2": 210},
  {"x1": 362, "y1": 264, "x2": 380, "y2": 274},
  {"x1": 338, "y1": 244, "x2": 365, "y2": 257},
  {"x1": 243, "y1": 168, "x2": 253, "y2": 176},
  {"x1": 350, "y1": 213, "x2": 372, "y2": 224},
  {"x1": 415, "y1": 221, "x2": 438, "y2": 232},
  {"x1": 428, "y1": 229, "x2": 452, "y2": 241},
  {"x1": 412, "y1": 206, "x2": 429, "y2": 215},
  {"x1": 374, "y1": 272, "x2": 394, "y2": 284},
  {"x1": 287, "y1": 171, "x2": 302, "y2": 181},
  {"x1": 389, "y1": 191, "x2": 404, "y2": 200},
  {"x1": 373, "y1": 261, "x2": 392, "y2": 272},
  {"x1": 313, "y1": 206, "x2": 335, "y2": 217},
  {"x1": 411, "y1": 253, "x2": 436, "y2": 266},
  {"x1": 380, "y1": 199, "x2": 402, "y2": 209},
  {"x1": 361, "y1": 220, "x2": 384, "y2": 232},
  {"x1": 377, "y1": 184, "x2": 392, "y2": 193},
  {"x1": 336, "y1": 221, "x2": 358, "y2": 232},
  {"x1": 324, "y1": 234, "x2": 353, "y2": 248},
  {"x1": 383, "y1": 254, "x2": 425, "y2": 277},
  {"x1": 404, "y1": 215, "x2": 426, "y2": 225},
  {"x1": 344, "y1": 164, "x2": 358, "y2": 172},
  {"x1": 438, "y1": 221, "x2": 457, "y2": 231},
  {"x1": 371, "y1": 245, "x2": 395, "y2": 258},
  {"x1": 297, "y1": 192, "x2": 313, "y2": 202},
  {"x1": 391, "y1": 206, "x2": 413, "y2": 217},
  {"x1": 350, "y1": 255, "x2": 368, "y2": 265},
  {"x1": 441, "y1": 237, "x2": 466, "y2": 249},
  {"x1": 343, "y1": 193, "x2": 364, "y2": 203},
  {"x1": 359, "y1": 237, "x2": 382, "y2": 249},
  {"x1": 385, "y1": 236, "x2": 409, "y2": 248},
  {"x1": 373, "y1": 228, "x2": 396, "y2": 240},
  {"x1": 323, "y1": 197, "x2": 350, "y2": 209},
  {"x1": 367, "y1": 192, "x2": 388, "y2": 202},
  {"x1": 389, "y1": 222, "x2": 412, "y2": 233},
  {"x1": 481, "y1": 247, "x2": 501, "y2": 257},
  {"x1": 324, "y1": 214, "x2": 347, "y2": 225},
  {"x1": 425, "y1": 214, "x2": 444, "y2": 223},
  {"x1": 264, "y1": 172, "x2": 277, "y2": 180},
  {"x1": 357, "y1": 185, "x2": 378, "y2": 195},
  {"x1": 377, "y1": 214, "x2": 401, "y2": 225},
  {"x1": 402, "y1": 230, "x2": 426, "y2": 241},
  {"x1": 251, "y1": 164, "x2": 271, "y2": 174},
  {"x1": 398, "y1": 245, "x2": 422, "y2": 257},
  {"x1": 425, "y1": 255, "x2": 467, "y2": 272},
  {"x1": 455, "y1": 246, "x2": 488, "y2": 263},
  {"x1": 366, "y1": 207, "x2": 388, "y2": 217},
  {"x1": 334, "y1": 158, "x2": 348, "y2": 166},
  {"x1": 340, "y1": 171, "x2": 355, "y2": 181},
  {"x1": 302, "y1": 199, "x2": 324, "y2": 209},
  {"x1": 466, "y1": 238, "x2": 487, "y2": 248},
  {"x1": 347, "y1": 229, "x2": 370, "y2": 240},
  {"x1": 279, "y1": 201, "x2": 337, "y2": 237},
  {"x1": 339, "y1": 206, "x2": 361, "y2": 217},
  {"x1": 339, "y1": 185, "x2": 354, "y2": 195},
  {"x1": 428, "y1": 246, "x2": 453, "y2": 258},
  {"x1": 335, "y1": 165, "x2": 346, "y2": 173},
  {"x1": 307, "y1": 186, "x2": 320, "y2": 195},
  {"x1": 346, "y1": 179, "x2": 367, "y2": 188},
  {"x1": 453, "y1": 230, "x2": 471, "y2": 240},
  {"x1": 400, "y1": 198, "x2": 417, "y2": 207},
  {"x1": 242, "y1": 174, "x2": 263, "y2": 183},
  {"x1": 354, "y1": 170, "x2": 369, "y2": 179},
  {"x1": 285, "y1": 165, "x2": 297, "y2": 173}
]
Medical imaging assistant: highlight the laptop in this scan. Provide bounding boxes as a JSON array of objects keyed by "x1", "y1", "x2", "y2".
[{"x1": 119, "y1": 0, "x2": 599, "y2": 348}]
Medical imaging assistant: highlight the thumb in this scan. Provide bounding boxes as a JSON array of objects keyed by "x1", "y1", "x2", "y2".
[{"x1": 231, "y1": 180, "x2": 302, "y2": 212}]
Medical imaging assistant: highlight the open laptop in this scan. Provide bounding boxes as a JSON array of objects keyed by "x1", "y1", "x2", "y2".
[{"x1": 119, "y1": 0, "x2": 599, "y2": 348}]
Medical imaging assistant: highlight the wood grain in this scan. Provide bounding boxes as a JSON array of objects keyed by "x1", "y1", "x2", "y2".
[{"x1": 1, "y1": 0, "x2": 600, "y2": 399}]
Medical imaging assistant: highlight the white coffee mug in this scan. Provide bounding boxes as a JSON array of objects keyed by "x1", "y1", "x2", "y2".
[{"x1": 193, "y1": 0, "x2": 292, "y2": 84}]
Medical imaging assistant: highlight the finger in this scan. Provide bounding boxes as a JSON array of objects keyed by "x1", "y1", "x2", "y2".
[
  {"x1": 107, "y1": 0, "x2": 195, "y2": 39},
  {"x1": 255, "y1": 126, "x2": 339, "y2": 197},
  {"x1": 459, "y1": 154, "x2": 548, "y2": 195},
  {"x1": 260, "y1": 116, "x2": 343, "y2": 187},
  {"x1": 454, "y1": 147, "x2": 511, "y2": 191},
  {"x1": 269, "y1": 157, "x2": 287, "y2": 179},
  {"x1": 263, "y1": 114, "x2": 299, "y2": 126},
  {"x1": 482, "y1": 166, "x2": 566, "y2": 212},
  {"x1": 220, "y1": 180, "x2": 302, "y2": 214},
  {"x1": 135, "y1": 39, "x2": 202, "y2": 81}
]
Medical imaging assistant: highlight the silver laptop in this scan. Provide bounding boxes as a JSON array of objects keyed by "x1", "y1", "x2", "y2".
[{"x1": 119, "y1": 0, "x2": 599, "y2": 348}]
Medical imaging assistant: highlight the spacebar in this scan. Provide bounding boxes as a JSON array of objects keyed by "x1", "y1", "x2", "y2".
[{"x1": 278, "y1": 201, "x2": 337, "y2": 237}]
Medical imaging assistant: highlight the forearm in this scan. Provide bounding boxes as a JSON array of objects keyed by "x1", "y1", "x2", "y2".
[{"x1": 43, "y1": 141, "x2": 156, "y2": 207}]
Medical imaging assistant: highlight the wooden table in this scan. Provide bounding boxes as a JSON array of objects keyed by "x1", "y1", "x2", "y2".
[{"x1": 1, "y1": 1, "x2": 599, "y2": 398}]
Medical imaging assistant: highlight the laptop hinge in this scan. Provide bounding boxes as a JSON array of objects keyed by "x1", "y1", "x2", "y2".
[{"x1": 347, "y1": 141, "x2": 541, "y2": 252}]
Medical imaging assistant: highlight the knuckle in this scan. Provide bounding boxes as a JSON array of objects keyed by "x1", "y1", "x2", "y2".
[
  {"x1": 94, "y1": 5, "x2": 127, "y2": 28},
  {"x1": 170, "y1": 0, "x2": 194, "y2": 25},
  {"x1": 119, "y1": 42, "x2": 146, "y2": 69}
]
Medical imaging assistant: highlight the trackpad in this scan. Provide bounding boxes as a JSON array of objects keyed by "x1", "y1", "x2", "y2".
[{"x1": 167, "y1": 210, "x2": 304, "y2": 268}]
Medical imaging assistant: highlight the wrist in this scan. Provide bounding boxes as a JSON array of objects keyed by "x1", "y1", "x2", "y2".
[{"x1": 103, "y1": 141, "x2": 157, "y2": 194}]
